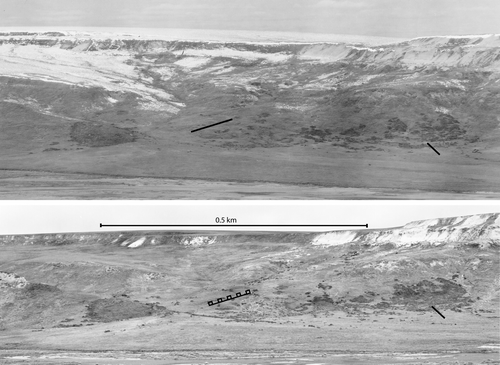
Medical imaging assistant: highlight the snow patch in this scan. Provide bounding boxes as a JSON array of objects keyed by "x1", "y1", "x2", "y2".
[
  {"x1": 429, "y1": 260, "x2": 444, "y2": 267},
  {"x1": 174, "y1": 56, "x2": 210, "y2": 68},
  {"x1": 275, "y1": 103, "x2": 313, "y2": 112},
  {"x1": 128, "y1": 237, "x2": 146, "y2": 248},
  {"x1": 312, "y1": 231, "x2": 358, "y2": 246},
  {"x1": 181, "y1": 236, "x2": 216, "y2": 246},
  {"x1": 212, "y1": 66, "x2": 235, "y2": 75},
  {"x1": 138, "y1": 100, "x2": 181, "y2": 113},
  {"x1": 435, "y1": 106, "x2": 450, "y2": 114},
  {"x1": 374, "y1": 261, "x2": 401, "y2": 271},
  {"x1": 0, "y1": 272, "x2": 28, "y2": 288}
]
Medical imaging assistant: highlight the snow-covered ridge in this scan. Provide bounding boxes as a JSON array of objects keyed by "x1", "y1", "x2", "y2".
[
  {"x1": 0, "y1": 27, "x2": 405, "y2": 45},
  {"x1": 1, "y1": 30, "x2": 498, "y2": 71},
  {"x1": 312, "y1": 213, "x2": 500, "y2": 247},
  {"x1": 298, "y1": 35, "x2": 500, "y2": 69},
  {"x1": 412, "y1": 34, "x2": 499, "y2": 40},
  {"x1": 1, "y1": 30, "x2": 498, "y2": 50}
]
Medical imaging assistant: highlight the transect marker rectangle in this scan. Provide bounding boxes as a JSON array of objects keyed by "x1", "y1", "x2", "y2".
[{"x1": 208, "y1": 289, "x2": 252, "y2": 306}]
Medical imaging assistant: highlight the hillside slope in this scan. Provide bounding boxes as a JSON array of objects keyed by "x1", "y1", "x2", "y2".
[
  {"x1": 0, "y1": 213, "x2": 498, "y2": 359},
  {"x1": 0, "y1": 31, "x2": 499, "y2": 198}
]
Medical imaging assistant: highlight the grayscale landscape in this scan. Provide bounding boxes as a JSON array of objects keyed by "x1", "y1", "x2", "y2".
[
  {"x1": 1, "y1": 29, "x2": 500, "y2": 199},
  {"x1": 0, "y1": 212, "x2": 498, "y2": 364}
]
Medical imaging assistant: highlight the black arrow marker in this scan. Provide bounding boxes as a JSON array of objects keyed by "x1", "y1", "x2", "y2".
[
  {"x1": 431, "y1": 306, "x2": 445, "y2": 319},
  {"x1": 427, "y1": 143, "x2": 441, "y2": 155},
  {"x1": 191, "y1": 118, "x2": 233, "y2": 133}
]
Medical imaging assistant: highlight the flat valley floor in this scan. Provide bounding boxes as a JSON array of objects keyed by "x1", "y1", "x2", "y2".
[
  {"x1": 1, "y1": 141, "x2": 499, "y2": 199},
  {"x1": 1, "y1": 311, "x2": 499, "y2": 364}
]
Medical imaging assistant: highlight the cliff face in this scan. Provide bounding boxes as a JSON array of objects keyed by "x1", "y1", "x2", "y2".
[
  {"x1": 299, "y1": 35, "x2": 500, "y2": 70},
  {"x1": 0, "y1": 213, "x2": 498, "y2": 248},
  {"x1": 312, "y1": 213, "x2": 500, "y2": 247},
  {"x1": 1, "y1": 31, "x2": 499, "y2": 70}
]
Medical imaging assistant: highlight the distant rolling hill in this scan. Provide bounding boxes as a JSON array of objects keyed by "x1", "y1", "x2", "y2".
[{"x1": 1, "y1": 30, "x2": 500, "y2": 198}]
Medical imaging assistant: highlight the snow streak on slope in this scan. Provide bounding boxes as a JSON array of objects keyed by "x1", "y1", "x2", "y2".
[
  {"x1": 128, "y1": 237, "x2": 146, "y2": 248},
  {"x1": 0, "y1": 44, "x2": 180, "y2": 113},
  {"x1": 312, "y1": 213, "x2": 500, "y2": 247}
]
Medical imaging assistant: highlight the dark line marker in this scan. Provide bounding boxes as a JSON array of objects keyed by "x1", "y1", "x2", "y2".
[
  {"x1": 431, "y1": 306, "x2": 445, "y2": 319},
  {"x1": 100, "y1": 224, "x2": 368, "y2": 228},
  {"x1": 208, "y1": 289, "x2": 251, "y2": 306},
  {"x1": 191, "y1": 118, "x2": 233, "y2": 133},
  {"x1": 427, "y1": 143, "x2": 441, "y2": 155}
]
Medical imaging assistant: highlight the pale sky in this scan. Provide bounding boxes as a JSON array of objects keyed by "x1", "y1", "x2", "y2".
[
  {"x1": 0, "y1": 202, "x2": 498, "y2": 235},
  {"x1": 1, "y1": 0, "x2": 499, "y2": 38}
]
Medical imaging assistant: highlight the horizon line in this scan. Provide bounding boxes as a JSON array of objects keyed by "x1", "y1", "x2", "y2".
[{"x1": 1, "y1": 27, "x2": 497, "y2": 45}]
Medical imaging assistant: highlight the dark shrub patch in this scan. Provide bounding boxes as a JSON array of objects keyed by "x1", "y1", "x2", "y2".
[{"x1": 70, "y1": 122, "x2": 137, "y2": 147}]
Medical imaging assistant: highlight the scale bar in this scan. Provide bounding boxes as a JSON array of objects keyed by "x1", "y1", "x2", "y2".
[{"x1": 100, "y1": 224, "x2": 369, "y2": 228}]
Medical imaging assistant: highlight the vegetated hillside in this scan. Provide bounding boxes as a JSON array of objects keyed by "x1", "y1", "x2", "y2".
[
  {"x1": 0, "y1": 213, "x2": 498, "y2": 334},
  {"x1": 0, "y1": 31, "x2": 500, "y2": 196}
]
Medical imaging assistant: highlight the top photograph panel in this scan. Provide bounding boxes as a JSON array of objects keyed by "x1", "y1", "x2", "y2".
[{"x1": 0, "y1": 0, "x2": 499, "y2": 199}]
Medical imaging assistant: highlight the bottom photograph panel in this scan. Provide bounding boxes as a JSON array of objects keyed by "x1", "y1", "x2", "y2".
[{"x1": 0, "y1": 203, "x2": 498, "y2": 365}]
